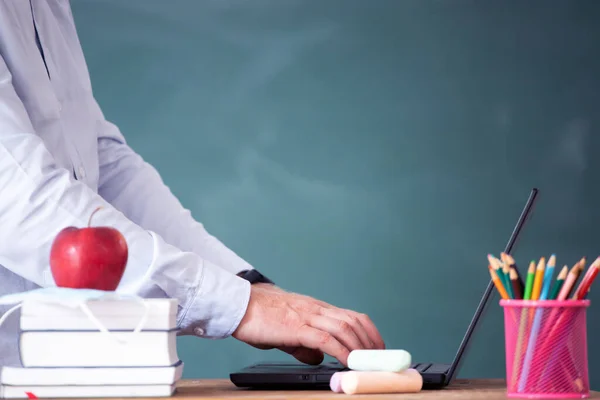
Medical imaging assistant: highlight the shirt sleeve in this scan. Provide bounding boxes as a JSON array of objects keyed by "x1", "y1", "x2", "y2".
[
  {"x1": 93, "y1": 101, "x2": 254, "y2": 276},
  {"x1": 0, "y1": 54, "x2": 250, "y2": 338}
]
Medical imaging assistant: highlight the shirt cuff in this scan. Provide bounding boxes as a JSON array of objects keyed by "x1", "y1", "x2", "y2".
[{"x1": 177, "y1": 259, "x2": 251, "y2": 338}]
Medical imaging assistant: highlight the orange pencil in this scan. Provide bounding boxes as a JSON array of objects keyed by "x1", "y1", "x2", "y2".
[
  {"x1": 531, "y1": 257, "x2": 546, "y2": 300},
  {"x1": 488, "y1": 254, "x2": 509, "y2": 293},
  {"x1": 489, "y1": 265, "x2": 510, "y2": 300}
]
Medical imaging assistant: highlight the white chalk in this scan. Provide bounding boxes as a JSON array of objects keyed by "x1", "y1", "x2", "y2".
[{"x1": 347, "y1": 349, "x2": 411, "y2": 372}]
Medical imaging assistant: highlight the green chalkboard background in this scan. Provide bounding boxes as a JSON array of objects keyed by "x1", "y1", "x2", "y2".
[{"x1": 72, "y1": 0, "x2": 599, "y2": 389}]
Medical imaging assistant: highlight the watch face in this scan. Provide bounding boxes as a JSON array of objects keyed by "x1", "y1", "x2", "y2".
[
  {"x1": 248, "y1": 270, "x2": 262, "y2": 282},
  {"x1": 241, "y1": 269, "x2": 273, "y2": 285}
]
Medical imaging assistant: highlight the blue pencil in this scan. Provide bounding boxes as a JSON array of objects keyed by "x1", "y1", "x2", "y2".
[
  {"x1": 517, "y1": 254, "x2": 555, "y2": 392},
  {"x1": 539, "y1": 254, "x2": 556, "y2": 300}
]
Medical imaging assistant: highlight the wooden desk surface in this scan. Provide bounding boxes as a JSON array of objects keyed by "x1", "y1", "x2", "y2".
[{"x1": 114, "y1": 379, "x2": 600, "y2": 400}]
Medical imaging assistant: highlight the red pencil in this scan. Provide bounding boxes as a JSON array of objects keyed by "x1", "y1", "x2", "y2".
[{"x1": 573, "y1": 257, "x2": 600, "y2": 299}]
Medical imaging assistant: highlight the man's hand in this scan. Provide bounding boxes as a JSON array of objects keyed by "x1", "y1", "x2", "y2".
[{"x1": 232, "y1": 284, "x2": 385, "y2": 366}]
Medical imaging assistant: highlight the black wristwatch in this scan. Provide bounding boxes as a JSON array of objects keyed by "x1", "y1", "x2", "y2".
[{"x1": 236, "y1": 269, "x2": 274, "y2": 285}]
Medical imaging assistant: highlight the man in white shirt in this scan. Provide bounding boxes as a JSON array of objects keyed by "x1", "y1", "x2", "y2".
[{"x1": 0, "y1": 1, "x2": 384, "y2": 366}]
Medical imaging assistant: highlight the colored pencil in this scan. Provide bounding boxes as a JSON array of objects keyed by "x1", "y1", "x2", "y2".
[
  {"x1": 523, "y1": 260, "x2": 536, "y2": 300},
  {"x1": 534, "y1": 266, "x2": 588, "y2": 389},
  {"x1": 503, "y1": 252, "x2": 524, "y2": 295},
  {"x1": 518, "y1": 256, "x2": 552, "y2": 392},
  {"x1": 502, "y1": 259, "x2": 515, "y2": 299},
  {"x1": 536, "y1": 259, "x2": 584, "y2": 383},
  {"x1": 549, "y1": 266, "x2": 568, "y2": 300},
  {"x1": 573, "y1": 257, "x2": 600, "y2": 300},
  {"x1": 539, "y1": 254, "x2": 556, "y2": 300},
  {"x1": 492, "y1": 256, "x2": 511, "y2": 297},
  {"x1": 506, "y1": 256, "x2": 529, "y2": 390},
  {"x1": 531, "y1": 257, "x2": 546, "y2": 300},
  {"x1": 511, "y1": 307, "x2": 529, "y2": 391},
  {"x1": 533, "y1": 258, "x2": 565, "y2": 380},
  {"x1": 557, "y1": 259, "x2": 585, "y2": 300},
  {"x1": 510, "y1": 267, "x2": 523, "y2": 300},
  {"x1": 488, "y1": 254, "x2": 511, "y2": 298},
  {"x1": 489, "y1": 265, "x2": 510, "y2": 300},
  {"x1": 533, "y1": 258, "x2": 589, "y2": 388}
]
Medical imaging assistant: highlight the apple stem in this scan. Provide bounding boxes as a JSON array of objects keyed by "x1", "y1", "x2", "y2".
[{"x1": 88, "y1": 206, "x2": 102, "y2": 227}]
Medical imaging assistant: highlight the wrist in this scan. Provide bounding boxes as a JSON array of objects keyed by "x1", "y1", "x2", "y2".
[{"x1": 178, "y1": 261, "x2": 251, "y2": 338}]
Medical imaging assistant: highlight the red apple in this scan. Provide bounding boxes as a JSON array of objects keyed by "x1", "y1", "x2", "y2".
[{"x1": 50, "y1": 207, "x2": 128, "y2": 291}]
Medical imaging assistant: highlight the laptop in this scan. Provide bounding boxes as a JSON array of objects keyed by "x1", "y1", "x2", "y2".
[{"x1": 230, "y1": 188, "x2": 539, "y2": 390}]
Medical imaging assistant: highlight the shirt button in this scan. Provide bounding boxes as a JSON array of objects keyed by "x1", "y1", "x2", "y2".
[
  {"x1": 78, "y1": 166, "x2": 86, "y2": 178},
  {"x1": 193, "y1": 327, "x2": 205, "y2": 336}
]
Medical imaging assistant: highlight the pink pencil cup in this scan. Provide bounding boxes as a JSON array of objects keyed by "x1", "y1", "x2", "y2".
[{"x1": 500, "y1": 299, "x2": 590, "y2": 399}]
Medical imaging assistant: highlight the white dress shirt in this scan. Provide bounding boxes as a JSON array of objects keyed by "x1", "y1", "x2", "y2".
[{"x1": 0, "y1": 0, "x2": 252, "y2": 365}]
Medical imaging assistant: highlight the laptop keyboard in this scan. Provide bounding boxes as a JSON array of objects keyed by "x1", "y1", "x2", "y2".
[{"x1": 412, "y1": 363, "x2": 431, "y2": 373}]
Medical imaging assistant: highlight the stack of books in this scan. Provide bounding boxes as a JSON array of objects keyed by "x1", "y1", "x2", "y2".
[{"x1": 0, "y1": 297, "x2": 182, "y2": 398}]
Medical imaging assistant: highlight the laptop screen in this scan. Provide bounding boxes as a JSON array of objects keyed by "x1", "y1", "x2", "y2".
[{"x1": 444, "y1": 188, "x2": 539, "y2": 384}]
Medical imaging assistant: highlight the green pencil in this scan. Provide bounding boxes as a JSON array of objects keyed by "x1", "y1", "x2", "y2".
[
  {"x1": 488, "y1": 254, "x2": 512, "y2": 298},
  {"x1": 523, "y1": 260, "x2": 536, "y2": 300},
  {"x1": 503, "y1": 252, "x2": 524, "y2": 296},
  {"x1": 502, "y1": 261, "x2": 514, "y2": 299},
  {"x1": 549, "y1": 265, "x2": 568, "y2": 300}
]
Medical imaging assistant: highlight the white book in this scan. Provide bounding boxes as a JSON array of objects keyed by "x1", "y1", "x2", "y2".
[
  {"x1": 20, "y1": 298, "x2": 177, "y2": 331},
  {"x1": 19, "y1": 331, "x2": 179, "y2": 368},
  {"x1": 0, "y1": 384, "x2": 176, "y2": 398},
  {"x1": 0, "y1": 361, "x2": 183, "y2": 386},
  {"x1": 20, "y1": 315, "x2": 176, "y2": 331}
]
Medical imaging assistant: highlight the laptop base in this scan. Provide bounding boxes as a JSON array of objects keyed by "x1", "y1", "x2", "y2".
[{"x1": 229, "y1": 361, "x2": 451, "y2": 390}]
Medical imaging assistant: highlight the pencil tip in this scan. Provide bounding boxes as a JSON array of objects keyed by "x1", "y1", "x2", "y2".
[{"x1": 559, "y1": 266, "x2": 569, "y2": 279}]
